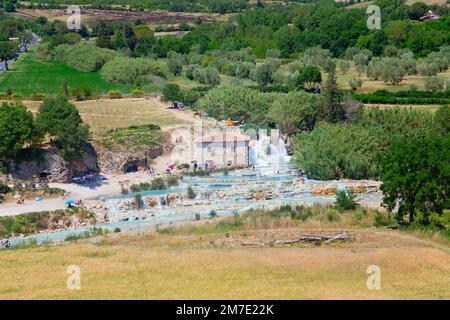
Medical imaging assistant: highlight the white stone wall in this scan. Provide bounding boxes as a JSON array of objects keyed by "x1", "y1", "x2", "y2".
[{"x1": 195, "y1": 141, "x2": 249, "y2": 169}]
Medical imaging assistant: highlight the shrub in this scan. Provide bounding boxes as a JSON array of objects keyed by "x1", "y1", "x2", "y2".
[
  {"x1": 185, "y1": 64, "x2": 201, "y2": 80},
  {"x1": 150, "y1": 178, "x2": 166, "y2": 190},
  {"x1": 353, "y1": 208, "x2": 367, "y2": 220},
  {"x1": 166, "y1": 51, "x2": 183, "y2": 76},
  {"x1": 252, "y1": 61, "x2": 277, "y2": 85},
  {"x1": 71, "y1": 87, "x2": 93, "y2": 101},
  {"x1": 63, "y1": 32, "x2": 82, "y2": 45},
  {"x1": 325, "y1": 209, "x2": 339, "y2": 222},
  {"x1": 236, "y1": 62, "x2": 254, "y2": 79},
  {"x1": 131, "y1": 89, "x2": 144, "y2": 98},
  {"x1": 108, "y1": 90, "x2": 122, "y2": 99},
  {"x1": 114, "y1": 227, "x2": 121, "y2": 233},
  {"x1": 374, "y1": 211, "x2": 396, "y2": 227},
  {"x1": 0, "y1": 182, "x2": 10, "y2": 194},
  {"x1": 101, "y1": 57, "x2": 172, "y2": 85},
  {"x1": 187, "y1": 186, "x2": 196, "y2": 199},
  {"x1": 134, "y1": 194, "x2": 144, "y2": 210},
  {"x1": 166, "y1": 175, "x2": 179, "y2": 187},
  {"x1": 11, "y1": 93, "x2": 22, "y2": 101},
  {"x1": 349, "y1": 77, "x2": 363, "y2": 92},
  {"x1": 266, "y1": 48, "x2": 281, "y2": 59},
  {"x1": 294, "y1": 122, "x2": 381, "y2": 180},
  {"x1": 52, "y1": 43, "x2": 117, "y2": 72},
  {"x1": 335, "y1": 190, "x2": 358, "y2": 211},
  {"x1": 353, "y1": 90, "x2": 450, "y2": 105},
  {"x1": 31, "y1": 92, "x2": 46, "y2": 101},
  {"x1": 209, "y1": 210, "x2": 218, "y2": 218}
]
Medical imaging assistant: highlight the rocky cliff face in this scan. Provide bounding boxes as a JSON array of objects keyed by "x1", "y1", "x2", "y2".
[
  {"x1": 94, "y1": 144, "x2": 165, "y2": 174},
  {"x1": 2, "y1": 141, "x2": 167, "y2": 183},
  {"x1": 6, "y1": 149, "x2": 69, "y2": 182},
  {"x1": 4, "y1": 146, "x2": 99, "y2": 183}
]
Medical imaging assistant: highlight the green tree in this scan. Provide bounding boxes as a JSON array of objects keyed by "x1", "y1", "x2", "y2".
[
  {"x1": 95, "y1": 21, "x2": 111, "y2": 49},
  {"x1": 424, "y1": 76, "x2": 444, "y2": 92},
  {"x1": 268, "y1": 91, "x2": 320, "y2": 136},
  {"x1": 203, "y1": 66, "x2": 221, "y2": 86},
  {"x1": 236, "y1": 62, "x2": 253, "y2": 79},
  {"x1": 321, "y1": 65, "x2": 344, "y2": 123},
  {"x1": 0, "y1": 102, "x2": 34, "y2": 159},
  {"x1": 4, "y1": 1, "x2": 15, "y2": 12},
  {"x1": 293, "y1": 122, "x2": 381, "y2": 180},
  {"x1": 252, "y1": 61, "x2": 277, "y2": 85},
  {"x1": 166, "y1": 51, "x2": 183, "y2": 76},
  {"x1": 0, "y1": 40, "x2": 18, "y2": 70},
  {"x1": 384, "y1": 20, "x2": 409, "y2": 46},
  {"x1": 339, "y1": 60, "x2": 350, "y2": 74},
  {"x1": 36, "y1": 96, "x2": 91, "y2": 164},
  {"x1": 380, "y1": 135, "x2": 450, "y2": 223},
  {"x1": 349, "y1": 77, "x2": 363, "y2": 92},
  {"x1": 162, "y1": 83, "x2": 181, "y2": 102},
  {"x1": 434, "y1": 106, "x2": 450, "y2": 134},
  {"x1": 63, "y1": 32, "x2": 82, "y2": 45},
  {"x1": 296, "y1": 65, "x2": 322, "y2": 90}
]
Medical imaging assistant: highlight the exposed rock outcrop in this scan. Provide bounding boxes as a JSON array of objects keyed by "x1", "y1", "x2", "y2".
[
  {"x1": 4, "y1": 146, "x2": 99, "y2": 183},
  {"x1": 94, "y1": 144, "x2": 165, "y2": 174}
]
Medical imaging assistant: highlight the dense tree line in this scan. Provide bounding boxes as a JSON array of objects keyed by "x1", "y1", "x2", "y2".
[{"x1": 0, "y1": 97, "x2": 91, "y2": 167}]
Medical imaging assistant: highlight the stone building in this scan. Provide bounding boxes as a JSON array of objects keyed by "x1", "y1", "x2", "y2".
[{"x1": 194, "y1": 133, "x2": 251, "y2": 169}]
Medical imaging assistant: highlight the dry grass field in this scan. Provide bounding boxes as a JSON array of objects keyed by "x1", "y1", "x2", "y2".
[
  {"x1": 334, "y1": 61, "x2": 450, "y2": 93},
  {"x1": 0, "y1": 226, "x2": 449, "y2": 299},
  {"x1": 22, "y1": 98, "x2": 189, "y2": 135}
]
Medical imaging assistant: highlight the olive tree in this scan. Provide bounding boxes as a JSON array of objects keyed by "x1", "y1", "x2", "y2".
[{"x1": 424, "y1": 76, "x2": 444, "y2": 92}]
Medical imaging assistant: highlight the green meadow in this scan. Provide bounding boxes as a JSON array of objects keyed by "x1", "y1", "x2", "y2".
[{"x1": 0, "y1": 50, "x2": 133, "y2": 96}]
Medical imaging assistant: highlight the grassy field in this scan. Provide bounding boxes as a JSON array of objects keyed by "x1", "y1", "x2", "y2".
[
  {"x1": 22, "y1": 98, "x2": 188, "y2": 135},
  {"x1": 0, "y1": 227, "x2": 449, "y2": 299},
  {"x1": 0, "y1": 51, "x2": 133, "y2": 96},
  {"x1": 0, "y1": 207, "x2": 449, "y2": 300}
]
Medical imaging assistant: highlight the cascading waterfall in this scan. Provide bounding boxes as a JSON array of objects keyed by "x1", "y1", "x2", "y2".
[{"x1": 249, "y1": 136, "x2": 291, "y2": 168}]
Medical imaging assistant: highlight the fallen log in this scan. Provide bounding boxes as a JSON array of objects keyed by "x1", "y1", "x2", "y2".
[
  {"x1": 298, "y1": 232, "x2": 351, "y2": 243},
  {"x1": 241, "y1": 242, "x2": 260, "y2": 246},
  {"x1": 324, "y1": 232, "x2": 351, "y2": 243},
  {"x1": 241, "y1": 232, "x2": 351, "y2": 246},
  {"x1": 266, "y1": 239, "x2": 301, "y2": 245}
]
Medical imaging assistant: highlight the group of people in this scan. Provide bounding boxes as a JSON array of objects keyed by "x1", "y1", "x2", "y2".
[
  {"x1": 0, "y1": 239, "x2": 11, "y2": 249},
  {"x1": 147, "y1": 166, "x2": 156, "y2": 176},
  {"x1": 72, "y1": 172, "x2": 103, "y2": 189}
]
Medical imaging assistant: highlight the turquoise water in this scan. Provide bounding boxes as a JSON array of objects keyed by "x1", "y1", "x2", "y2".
[{"x1": 7, "y1": 163, "x2": 349, "y2": 246}]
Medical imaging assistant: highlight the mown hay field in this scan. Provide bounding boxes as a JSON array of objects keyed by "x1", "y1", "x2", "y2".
[{"x1": 22, "y1": 98, "x2": 188, "y2": 135}]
